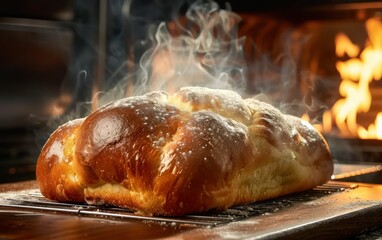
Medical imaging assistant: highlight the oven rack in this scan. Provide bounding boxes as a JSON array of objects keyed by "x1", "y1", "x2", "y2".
[{"x1": 0, "y1": 181, "x2": 356, "y2": 228}]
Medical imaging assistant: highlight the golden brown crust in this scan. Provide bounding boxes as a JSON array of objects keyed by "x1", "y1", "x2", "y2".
[
  {"x1": 36, "y1": 119, "x2": 85, "y2": 202},
  {"x1": 36, "y1": 87, "x2": 333, "y2": 216}
]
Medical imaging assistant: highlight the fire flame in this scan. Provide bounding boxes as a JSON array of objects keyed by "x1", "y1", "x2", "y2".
[{"x1": 304, "y1": 18, "x2": 382, "y2": 139}]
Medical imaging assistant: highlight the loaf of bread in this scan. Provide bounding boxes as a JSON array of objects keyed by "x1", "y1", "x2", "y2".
[{"x1": 36, "y1": 87, "x2": 333, "y2": 216}]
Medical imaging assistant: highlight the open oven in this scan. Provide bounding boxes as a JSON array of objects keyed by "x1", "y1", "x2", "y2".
[{"x1": 2, "y1": 0, "x2": 382, "y2": 239}]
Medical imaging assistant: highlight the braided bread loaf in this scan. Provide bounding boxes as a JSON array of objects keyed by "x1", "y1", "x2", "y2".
[{"x1": 36, "y1": 87, "x2": 333, "y2": 216}]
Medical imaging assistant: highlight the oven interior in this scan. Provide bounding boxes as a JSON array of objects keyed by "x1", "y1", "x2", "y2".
[
  {"x1": 2, "y1": 0, "x2": 382, "y2": 183},
  {"x1": 1, "y1": 0, "x2": 382, "y2": 238}
]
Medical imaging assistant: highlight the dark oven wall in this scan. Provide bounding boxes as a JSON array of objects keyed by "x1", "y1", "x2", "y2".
[
  {"x1": 0, "y1": 0, "x2": 165, "y2": 183},
  {"x1": 0, "y1": 0, "x2": 99, "y2": 183}
]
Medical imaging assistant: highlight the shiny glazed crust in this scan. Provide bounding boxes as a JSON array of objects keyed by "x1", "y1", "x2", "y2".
[{"x1": 36, "y1": 87, "x2": 333, "y2": 216}]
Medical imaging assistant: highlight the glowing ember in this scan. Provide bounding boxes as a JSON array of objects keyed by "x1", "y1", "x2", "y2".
[{"x1": 307, "y1": 18, "x2": 382, "y2": 139}]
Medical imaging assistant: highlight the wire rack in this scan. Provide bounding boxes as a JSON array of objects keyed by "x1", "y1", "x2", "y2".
[{"x1": 0, "y1": 181, "x2": 357, "y2": 227}]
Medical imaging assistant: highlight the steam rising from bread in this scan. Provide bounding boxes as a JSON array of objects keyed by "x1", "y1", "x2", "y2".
[
  {"x1": 145, "y1": 1, "x2": 245, "y2": 92},
  {"x1": 100, "y1": 0, "x2": 247, "y2": 107}
]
